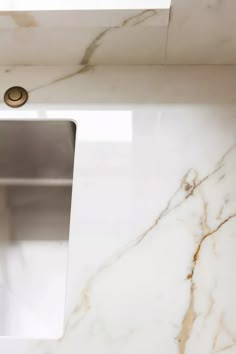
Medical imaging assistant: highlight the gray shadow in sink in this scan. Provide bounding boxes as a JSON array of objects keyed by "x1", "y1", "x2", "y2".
[{"x1": 0, "y1": 120, "x2": 75, "y2": 181}]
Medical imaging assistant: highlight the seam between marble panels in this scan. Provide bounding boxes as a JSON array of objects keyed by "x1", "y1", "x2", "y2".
[{"x1": 163, "y1": 5, "x2": 172, "y2": 64}]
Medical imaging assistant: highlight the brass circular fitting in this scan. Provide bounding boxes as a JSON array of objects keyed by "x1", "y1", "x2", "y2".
[{"x1": 4, "y1": 86, "x2": 28, "y2": 108}]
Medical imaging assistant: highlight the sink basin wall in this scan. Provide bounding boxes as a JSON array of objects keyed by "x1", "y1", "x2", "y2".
[
  {"x1": 0, "y1": 120, "x2": 75, "y2": 338},
  {"x1": 0, "y1": 186, "x2": 71, "y2": 338}
]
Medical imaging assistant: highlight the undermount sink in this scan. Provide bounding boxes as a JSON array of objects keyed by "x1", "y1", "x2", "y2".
[{"x1": 0, "y1": 120, "x2": 75, "y2": 338}]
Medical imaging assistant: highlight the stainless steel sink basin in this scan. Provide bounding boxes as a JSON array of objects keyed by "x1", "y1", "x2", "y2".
[
  {"x1": 0, "y1": 120, "x2": 75, "y2": 185},
  {"x1": 0, "y1": 120, "x2": 76, "y2": 338}
]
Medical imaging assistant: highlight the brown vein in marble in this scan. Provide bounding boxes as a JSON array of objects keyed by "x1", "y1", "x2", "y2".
[
  {"x1": 179, "y1": 213, "x2": 236, "y2": 354},
  {"x1": 184, "y1": 145, "x2": 235, "y2": 202},
  {"x1": 178, "y1": 146, "x2": 236, "y2": 353},
  {"x1": 80, "y1": 10, "x2": 159, "y2": 66},
  {"x1": 0, "y1": 11, "x2": 38, "y2": 27},
  {"x1": 200, "y1": 200, "x2": 210, "y2": 234},
  {"x1": 212, "y1": 314, "x2": 224, "y2": 352},
  {"x1": 195, "y1": 214, "x2": 235, "y2": 265},
  {"x1": 218, "y1": 341, "x2": 236, "y2": 353},
  {"x1": 28, "y1": 65, "x2": 94, "y2": 93},
  {"x1": 212, "y1": 315, "x2": 236, "y2": 353},
  {"x1": 122, "y1": 9, "x2": 158, "y2": 26},
  {"x1": 205, "y1": 295, "x2": 214, "y2": 320},
  {"x1": 80, "y1": 29, "x2": 111, "y2": 66},
  {"x1": 178, "y1": 287, "x2": 196, "y2": 354},
  {"x1": 217, "y1": 205, "x2": 224, "y2": 220},
  {"x1": 28, "y1": 10, "x2": 160, "y2": 93}
]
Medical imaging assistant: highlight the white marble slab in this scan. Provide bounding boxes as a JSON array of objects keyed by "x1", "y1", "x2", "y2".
[
  {"x1": 167, "y1": 0, "x2": 236, "y2": 64},
  {"x1": 1, "y1": 107, "x2": 236, "y2": 353},
  {"x1": 2, "y1": 1, "x2": 236, "y2": 64},
  {"x1": 0, "y1": 7, "x2": 170, "y2": 65},
  {"x1": 1, "y1": 66, "x2": 236, "y2": 104},
  {"x1": 0, "y1": 27, "x2": 168, "y2": 65},
  {"x1": 0, "y1": 66, "x2": 236, "y2": 354}
]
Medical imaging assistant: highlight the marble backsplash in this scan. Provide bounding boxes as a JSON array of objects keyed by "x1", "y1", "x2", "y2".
[{"x1": 1, "y1": 0, "x2": 236, "y2": 65}]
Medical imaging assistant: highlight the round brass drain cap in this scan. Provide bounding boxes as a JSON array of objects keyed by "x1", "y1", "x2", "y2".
[{"x1": 4, "y1": 86, "x2": 28, "y2": 108}]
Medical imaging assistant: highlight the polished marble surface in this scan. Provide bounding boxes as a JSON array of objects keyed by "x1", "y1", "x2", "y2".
[
  {"x1": 0, "y1": 64, "x2": 236, "y2": 352},
  {"x1": 0, "y1": 8, "x2": 170, "y2": 65},
  {"x1": 167, "y1": 0, "x2": 236, "y2": 64},
  {"x1": 0, "y1": 65, "x2": 236, "y2": 353},
  {"x1": 0, "y1": 27, "x2": 168, "y2": 66},
  {"x1": 1, "y1": 0, "x2": 236, "y2": 64},
  {"x1": 1, "y1": 66, "x2": 236, "y2": 104}
]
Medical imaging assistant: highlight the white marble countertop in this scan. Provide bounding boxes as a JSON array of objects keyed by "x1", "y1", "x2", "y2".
[{"x1": 0, "y1": 65, "x2": 236, "y2": 354}]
